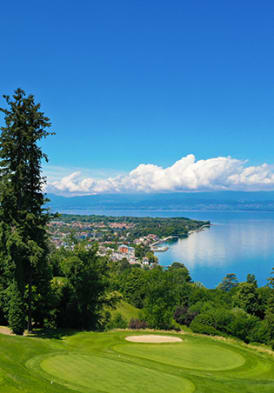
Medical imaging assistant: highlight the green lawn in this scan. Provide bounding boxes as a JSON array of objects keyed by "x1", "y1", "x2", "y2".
[
  {"x1": 0, "y1": 330, "x2": 273, "y2": 393},
  {"x1": 109, "y1": 299, "x2": 140, "y2": 322}
]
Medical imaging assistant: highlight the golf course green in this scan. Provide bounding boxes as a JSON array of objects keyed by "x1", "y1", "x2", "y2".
[{"x1": 0, "y1": 329, "x2": 273, "y2": 393}]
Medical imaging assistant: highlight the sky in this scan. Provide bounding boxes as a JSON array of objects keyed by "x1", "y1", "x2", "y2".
[{"x1": 1, "y1": 1, "x2": 274, "y2": 195}]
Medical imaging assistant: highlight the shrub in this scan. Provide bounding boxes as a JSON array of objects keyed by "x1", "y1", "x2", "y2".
[
  {"x1": 174, "y1": 306, "x2": 198, "y2": 326},
  {"x1": 227, "y1": 311, "x2": 258, "y2": 342},
  {"x1": 247, "y1": 320, "x2": 270, "y2": 344},
  {"x1": 192, "y1": 312, "x2": 215, "y2": 327},
  {"x1": 190, "y1": 320, "x2": 219, "y2": 336},
  {"x1": 107, "y1": 313, "x2": 127, "y2": 329},
  {"x1": 129, "y1": 318, "x2": 148, "y2": 329}
]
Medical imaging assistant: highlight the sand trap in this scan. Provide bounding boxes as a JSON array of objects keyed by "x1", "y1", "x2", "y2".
[{"x1": 125, "y1": 335, "x2": 182, "y2": 343}]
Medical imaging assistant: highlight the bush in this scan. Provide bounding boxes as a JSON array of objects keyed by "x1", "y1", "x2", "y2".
[
  {"x1": 129, "y1": 318, "x2": 148, "y2": 329},
  {"x1": 107, "y1": 313, "x2": 127, "y2": 330},
  {"x1": 174, "y1": 306, "x2": 198, "y2": 326},
  {"x1": 247, "y1": 320, "x2": 270, "y2": 344},
  {"x1": 227, "y1": 310, "x2": 258, "y2": 342},
  {"x1": 174, "y1": 306, "x2": 187, "y2": 324},
  {"x1": 192, "y1": 312, "x2": 215, "y2": 327},
  {"x1": 190, "y1": 320, "x2": 220, "y2": 336},
  {"x1": 213, "y1": 308, "x2": 233, "y2": 333}
]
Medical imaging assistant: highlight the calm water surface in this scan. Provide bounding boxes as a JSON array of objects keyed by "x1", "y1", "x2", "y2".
[
  {"x1": 154, "y1": 211, "x2": 274, "y2": 288},
  {"x1": 57, "y1": 209, "x2": 274, "y2": 288}
]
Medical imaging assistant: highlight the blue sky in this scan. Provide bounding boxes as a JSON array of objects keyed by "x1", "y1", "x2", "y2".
[{"x1": 1, "y1": 1, "x2": 274, "y2": 194}]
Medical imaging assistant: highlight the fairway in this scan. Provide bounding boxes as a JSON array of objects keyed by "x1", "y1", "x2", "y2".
[{"x1": 0, "y1": 330, "x2": 273, "y2": 393}]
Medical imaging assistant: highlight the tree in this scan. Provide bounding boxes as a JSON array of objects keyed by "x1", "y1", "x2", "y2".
[
  {"x1": 267, "y1": 267, "x2": 274, "y2": 288},
  {"x1": 265, "y1": 289, "x2": 274, "y2": 341},
  {"x1": 143, "y1": 268, "x2": 178, "y2": 329},
  {"x1": 233, "y1": 282, "x2": 260, "y2": 316},
  {"x1": 119, "y1": 267, "x2": 147, "y2": 308},
  {"x1": 56, "y1": 244, "x2": 112, "y2": 330},
  {"x1": 146, "y1": 251, "x2": 158, "y2": 264},
  {"x1": 246, "y1": 274, "x2": 257, "y2": 287},
  {"x1": 218, "y1": 273, "x2": 238, "y2": 292},
  {"x1": 168, "y1": 262, "x2": 192, "y2": 283},
  {"x1": 0, "y1": 88, "x2": 54, "y2": 333}
]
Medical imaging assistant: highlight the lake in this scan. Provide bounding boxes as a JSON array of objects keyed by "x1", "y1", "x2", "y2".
[
  {"x1": 154, "y1": 211, "x2": 274, "y2": 288},
  {"x1": 57, "y1": 209, "x2": 274, "y2": 289}
]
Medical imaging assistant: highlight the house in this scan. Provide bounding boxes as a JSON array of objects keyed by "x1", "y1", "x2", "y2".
[{"x1": 118, "y1": 244, "x2": 135, "y2": 256}]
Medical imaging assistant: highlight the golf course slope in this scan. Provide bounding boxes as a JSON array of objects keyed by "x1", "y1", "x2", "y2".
[{"x1": 0, "y1": 330, "x2": 273, "y2": 393}]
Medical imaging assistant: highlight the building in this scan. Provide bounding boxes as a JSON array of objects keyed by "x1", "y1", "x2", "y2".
[{"x1": 118, "y1": 244, "x2": 135, "y2": 256}]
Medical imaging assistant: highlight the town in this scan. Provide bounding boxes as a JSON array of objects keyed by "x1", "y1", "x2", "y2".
[{"x1": 48, "y1": 214, "x2": 209, "y2": 268}]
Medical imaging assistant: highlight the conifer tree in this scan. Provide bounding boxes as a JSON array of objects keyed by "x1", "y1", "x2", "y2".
[{"x1": 0, "y1": 88, "x2": 54, "y2": 333}]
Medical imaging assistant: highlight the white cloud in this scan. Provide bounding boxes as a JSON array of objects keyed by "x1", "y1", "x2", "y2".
[{"x1": 46, "y1": 154, "x2": 274, "y2": 195}]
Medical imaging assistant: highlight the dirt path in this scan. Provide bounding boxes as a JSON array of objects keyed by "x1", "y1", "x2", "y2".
[{"x1": 0, "y1": 326, "x2": 14, "y2": 336}]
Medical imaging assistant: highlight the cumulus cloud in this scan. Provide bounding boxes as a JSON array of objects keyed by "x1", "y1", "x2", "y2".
[{"x1": 47, "y1": 154, "x2": 274, "y2": 195}]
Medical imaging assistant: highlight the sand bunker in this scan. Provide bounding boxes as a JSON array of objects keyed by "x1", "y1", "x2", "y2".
[{"x1": 125, "y1": 335, "x2": 182, "y2": 343}]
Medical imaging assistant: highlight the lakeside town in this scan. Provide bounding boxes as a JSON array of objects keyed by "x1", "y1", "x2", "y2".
[{"x1": 48, "y1": 215, "x2": 210, "y2": 268}]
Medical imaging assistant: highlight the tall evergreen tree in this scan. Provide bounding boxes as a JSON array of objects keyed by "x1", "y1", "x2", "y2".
[{"x1": 0, "y1": 88, "x2": 54, "y2": 333}]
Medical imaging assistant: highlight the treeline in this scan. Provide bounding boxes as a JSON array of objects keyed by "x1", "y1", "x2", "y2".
[
  {"x1": 0, "y1": 242, "x2": 116, "y2": 331},
  {"x1": 109, "y1": 261, "x2": 274, "y2": 347},
  {"x1": 57, "y1": 214, "x2": 209, "y2": 238}
]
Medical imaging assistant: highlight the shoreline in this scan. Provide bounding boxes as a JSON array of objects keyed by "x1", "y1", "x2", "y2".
[{"x1": 153, "y1": 223, "x2": 211, "y2": 252}]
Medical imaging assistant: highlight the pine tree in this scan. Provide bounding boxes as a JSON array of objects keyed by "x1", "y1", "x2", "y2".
[{"x1": 0, "y1": 88, "x2": 54, "y2": 333}]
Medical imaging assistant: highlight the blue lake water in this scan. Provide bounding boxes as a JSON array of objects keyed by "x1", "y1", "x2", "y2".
[
  {"x1": 57, "y1": 209, "x2": 274, "y2": 288},
  {"x1": 154, "y1": 211, "x2": 274, "y2": 288}
]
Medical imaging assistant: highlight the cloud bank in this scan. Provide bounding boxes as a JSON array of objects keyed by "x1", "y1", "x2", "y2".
[{"x1": 47, "y1": 154, "x2": 274, "y2": 195}]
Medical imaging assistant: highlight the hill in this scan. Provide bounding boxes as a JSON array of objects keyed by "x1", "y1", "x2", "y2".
[{"x1": 47, "y1": 191, "x2": 274, "y2": 212}]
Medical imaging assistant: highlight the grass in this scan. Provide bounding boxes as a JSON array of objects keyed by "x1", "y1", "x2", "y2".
[
  {"x1": 114, "y1": 340, "x2": 246, "y2": 370},
  {"x1": 108, "y1": 299, "x2": 140, "y2": 322},
  {"x1": 0, "y1": 329, "x2": 273, "y2": 392}
]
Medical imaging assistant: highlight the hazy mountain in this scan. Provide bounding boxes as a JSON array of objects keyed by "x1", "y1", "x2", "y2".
[{"x1": 46, "y1": 192, "x2": 274, "y2": 212}]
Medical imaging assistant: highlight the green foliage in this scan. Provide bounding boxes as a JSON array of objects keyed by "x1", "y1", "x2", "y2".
[
  {"x1": 265, "y1": 290, "x2": 274, "y2": 340},
  {"x1": 174, "y1": 305, "x2": 198, "y2": 326},
  {"x1": 134, "y1": 244, "x2": 150, "y2": 259},
  {"x1": 190, "y1": 319, "x2": 220, "y2": 336},
  {"x1": 248, "y1": 320, "x2": 270, "y2": 344},
  {"x1": 189, "y1": 286, "x2": 211, "y2": 305},
  {"x1": 227, "y1": 309, "x2": 259, "y2": 342},
  {"x1": 119, "y1": 267, "x2": 148, "y2": 308},
  {"x1": 146, "y1": 251, "x2": 158, "y2": 264},
  {"x1": 51, "y1": 243, "x2": 112, "y2": 330},
  {"x1": 247, "y1": 274, "x2": 257, "y2": 287},
  {"x1": 256, "y1": 286, "x2": 272, "y2": 318},
  {"x1": 108, "y1": 299, "x2": 140, "y2": 323},
  {"x1": 233, "y1": 282, "x2": 260, "y2": 316},
  {"x1": 7, "y1": 280, "x2": 26, "y2": 335},
  {"x1": 168, "y1": 262, "x2": 192, "y2": 283},
  {"x1": 143, "y1": 268, "x2": 179, "y2": 329},
  {"x1": 107, "y1": 312, "x2": 128, "y2": 329},
  {"x1": 218, "y1": 273, "x2": 239, "y2": 292},
  {"x1": 267, "y1": 267, "x2": 274, "y2": 288},
  {"x1": 0, "y1": 88, "x2": 54, "y2": 332}
]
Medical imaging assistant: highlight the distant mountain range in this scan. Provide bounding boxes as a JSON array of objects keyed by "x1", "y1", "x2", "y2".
[{"x1": 46, "y1": 192, "x2": 274, "y2": 212}]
